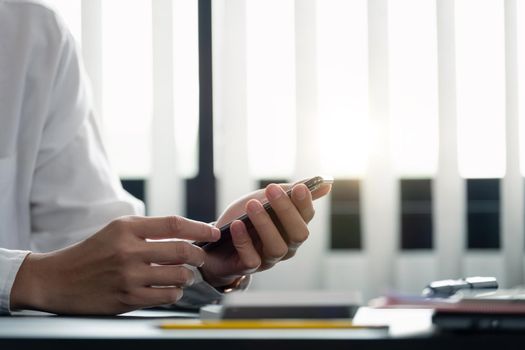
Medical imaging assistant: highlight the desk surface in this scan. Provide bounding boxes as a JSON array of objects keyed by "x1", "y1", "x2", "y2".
[{"x1": 1, "y1": 308, "x2": 524, "y2": 350}]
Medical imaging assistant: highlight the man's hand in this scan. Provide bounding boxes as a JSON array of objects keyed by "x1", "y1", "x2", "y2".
[
  {"x1": 199, "y1": 182, "x2": 331, "y2": 288},
  {"x1": 10, "y1": 216, "x2": 219, "y2": 315}
]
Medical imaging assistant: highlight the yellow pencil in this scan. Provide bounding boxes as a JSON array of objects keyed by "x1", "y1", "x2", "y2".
[{"x1": 159, "y1": 320, "x2": 385, "y2": 330}]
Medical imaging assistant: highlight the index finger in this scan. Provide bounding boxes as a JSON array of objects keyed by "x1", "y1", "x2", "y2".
[{"x1": 128, "y1": 216, "x2": 220, "y2": 241}]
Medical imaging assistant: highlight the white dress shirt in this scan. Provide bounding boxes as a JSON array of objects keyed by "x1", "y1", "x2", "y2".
[{"x1": 0, "y1": 0, "x2": 226, "y2": 314}]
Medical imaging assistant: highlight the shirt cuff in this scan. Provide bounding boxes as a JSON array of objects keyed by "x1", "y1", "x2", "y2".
[{"x1": 0, "y1": 249, "x2": 31, "y2": 315}]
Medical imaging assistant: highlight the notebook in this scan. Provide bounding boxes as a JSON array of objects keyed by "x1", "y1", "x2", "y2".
[{"x1": 200, "y1": 290, "x2": 362, "y2": 320}]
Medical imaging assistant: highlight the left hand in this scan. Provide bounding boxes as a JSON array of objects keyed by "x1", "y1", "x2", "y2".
[{"x1": 199, "y1": 182, "x2": 331, "y2": 288}]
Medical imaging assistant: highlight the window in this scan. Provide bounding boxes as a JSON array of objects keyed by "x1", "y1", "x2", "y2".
[
  {"x1": 330, "y1": 180, "x2": 362, "y2": 250},
  {"x1": 467, "y1": 179, "x2": 500, "y2": 249},
  {"x1": 400, "y1": 179, "x2": 433, "y2": 250}
]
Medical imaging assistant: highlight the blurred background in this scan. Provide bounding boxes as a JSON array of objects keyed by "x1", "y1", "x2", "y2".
[{"x1": 45, "y1": 0, "x2": 525, "y2": 301}]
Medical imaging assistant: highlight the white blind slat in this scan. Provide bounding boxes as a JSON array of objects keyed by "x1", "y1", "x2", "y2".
[
  {"x1": 456, "y1": 0, "x2": 506, "y2": 179},
  {"x1": 389, "y1": 0, "x2": 438, "y2": 177},
  {"x1": 246, "y1": 0, "x2": 296, "y2": 179},
  {"x1": 317, "y1": 0, "x2": 368, "y2": 177},
  {"x1": 101, "y1": 0, "x2": 153, "y2": 178}
]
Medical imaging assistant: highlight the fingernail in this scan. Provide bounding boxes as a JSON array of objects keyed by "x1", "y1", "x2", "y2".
[
  {"x1": 295, "y1": 185, "x2": 307, "y2": 201},
  {"x1": 247, "y1": 200, "x2": 263, "y2": 214},
  {"x1": 267, "y1": 184, "x2": 282, "y2": 200}
]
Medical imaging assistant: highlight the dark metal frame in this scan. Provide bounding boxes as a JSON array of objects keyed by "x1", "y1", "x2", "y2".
[{"x1": 185, "y1": 0, "x2": 217, "y2": 223}]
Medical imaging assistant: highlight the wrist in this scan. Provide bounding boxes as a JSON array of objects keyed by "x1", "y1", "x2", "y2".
[{"x1": 10, "y1": 252, "x2": 48, "y2": 311}]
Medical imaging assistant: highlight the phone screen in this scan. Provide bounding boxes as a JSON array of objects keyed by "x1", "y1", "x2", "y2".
[{"x1": 199, "y1": 175, "x2": 333, "y2": 251}]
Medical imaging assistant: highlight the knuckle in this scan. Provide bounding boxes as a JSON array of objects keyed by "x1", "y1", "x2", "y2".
[
  {"x1": 244, "y1": 256, "x2": 261, "y2": 270},
  {"x1": 174, "y1": 241, "x2": 192, "y2": 262},
  {"x1": 164, "y1": 288, "x2": 183, "y2": 304},
  {"x1": 110, "y1": 215, "x2": 139, "y2": 232},
  {"x1": 113, "y1": 241, "x2": 138, "y2": 263},
  {"x1": 233, "y1": 237, "x2": 251, "y2": 250},
  {"x1": 167, "y1": 215, "x2": 185, "y2": 233},
  {"x1": 108, "y1": 218, "x2": 136, "y2": 242},
  {"x1": 117, "y1": 270, "x2": 136, "y2": 291},
  {"x1": 278, "y1": 201, "x2": 295, "y2": 214},
  {"x1": 178, "y1": 267, "x2": 195, "y2": 286},
  {"x1": 118, "y1": 292, "x2": 135, "y2": 306},
  {"x1": 256, "y1": 215, "x2": 274, "y2": 231},
  {"x1": 305, "y1": 207, "x2": 315, "y2": 222},
  {"x1": 109, "y1": 218, "x2": 128, "y2": 233},
  {"x1": 113, "y1": 247, "x2": 130, "y2": 265},
  {"x1": 276, "y1": 247, "x2": 289, "y2": 259},
  {"x1": 266, "y1": 245, "x2": 288, "y2": 261},
  {"x1": 172, "y1": 267, "x2": 185, "y2": 282},
  {"x1": 123, "y1": 289, "x2": 147, "y2": 307},
  {"x1": 292, "y1": 228, "x2": 310, "y2": 245}
]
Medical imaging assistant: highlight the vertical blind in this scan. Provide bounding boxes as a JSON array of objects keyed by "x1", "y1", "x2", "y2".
[
  {"x1": 46, "y1": 0, "x2": 525, "y2": 299},
  {"x1": 389, "y1": 0, "x2": 438, "y2": 177},
  {"x1": 456, "y1": 0, "x2": 506, "y2": 178},
  {"x1": 317, "y1": 0, "x2": 368, "y2": 178}
]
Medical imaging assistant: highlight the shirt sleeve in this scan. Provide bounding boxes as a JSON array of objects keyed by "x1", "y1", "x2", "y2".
[
  {"x1": 29, "y1": 27, "x2": 144, "y2": 252},
  {"x1": 0, "y1": 19, "x2": 145, "y2": 314},
  {"x1": 0, "y1": 249, "x2": 30, "y2": 314}
]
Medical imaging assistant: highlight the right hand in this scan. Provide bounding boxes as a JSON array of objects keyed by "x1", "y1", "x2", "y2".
[{"x1": 9, "y1": 215, "x2": 220, "y2": 315}]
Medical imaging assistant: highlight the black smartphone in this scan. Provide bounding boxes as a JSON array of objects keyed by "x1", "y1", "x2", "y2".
[{"x1": 200, "y1": 175, "x2": 333, "y2": 250}]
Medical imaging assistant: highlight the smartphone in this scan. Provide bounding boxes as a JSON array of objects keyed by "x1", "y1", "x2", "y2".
[{"x1": 200, "y1": 175, "x2": 334, "y2": 251}]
